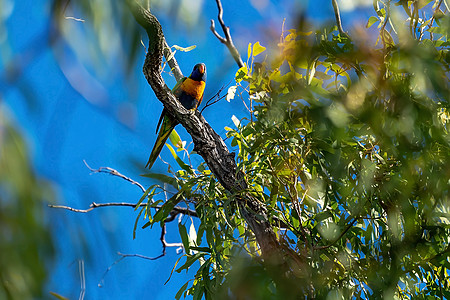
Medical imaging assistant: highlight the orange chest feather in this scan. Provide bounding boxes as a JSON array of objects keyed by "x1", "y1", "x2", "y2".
[{"x1": 180, "y1": 78, "x2": 206, "y2": 101}]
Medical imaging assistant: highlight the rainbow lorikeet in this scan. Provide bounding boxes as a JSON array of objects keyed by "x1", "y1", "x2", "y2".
[{"x1": 145, "y1": 63, "x2": 206, "y2": 169}]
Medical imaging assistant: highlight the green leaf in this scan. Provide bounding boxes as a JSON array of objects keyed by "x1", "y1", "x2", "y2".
[
  {"x1": 133, "y1": 207, "x2": 145, "y2": 239},
  {"x1": 152, "y1": 192, "x2": 183, "y2": 223},
  {"x1": 136, "y1": 185, "x2": 155, "y2": 209},
  {"x1": 179, "y1": 222, "x2": 190, "y2": 252},
  {"x1": 366, "y1": 16, "x2": 379, "y2": 28},
  {"x1": 380, "y1": 28, "x2": 394, "y2": 46},
  {"x1": 141, "y1": 173, "x2": 178, "y2": 188},
  {"x1": 176, "y1": 253, "x2": 205, "y2": 273},
  {"x1": 166, "y1": 143, "x2": 192, "y2": 172},
  {"x1": 315, "y1": 211, "x2": 333, "y2": 222},
  {"x1": 247, "y1": 42, "x2": 252, "y2": 59},
  {"x1": 193, "y1": 283, "x2": 204, "y2": 300},
  {"x1": 169, "y1": 129, "x2": 183, "y2": 149},
  {"x1": 190, "y1": 246, "x2": 212, "y2": 253},
  {"x1": 235, "y1": 65, "x2": 248, "y2": 83},
  {"x1": 49, "y1": 292, "x2": 69, "y2": 300},
  {"x1": 253, "y1": 41, "x2": 266, "y2": 56},
  {"x1": 175, "y1": 281, "x2": 190, "y2": 300},
  {"x1": 141, "y1": 221, "x2": 151, "y2": 229}
]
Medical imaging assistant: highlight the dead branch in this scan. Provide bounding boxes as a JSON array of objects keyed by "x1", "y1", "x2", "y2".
[
  {"x1": 83, "y1": 160, "x2": 146, "y2": 193},
  {"x1": 98, "y1": 219, "x2": 183, "y2": 287},
  {"x1": 210, "y1": 0, "x2": 244, "y2": 68},
  {"x1": 200, "y1": 81, "x2": 231, "y2": 113},
  {"x1": 48, "y1": 202, "x2": 197, "y2": 218}
]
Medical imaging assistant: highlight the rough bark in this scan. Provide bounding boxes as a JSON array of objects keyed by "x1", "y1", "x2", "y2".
[{"x1": 127, "y1": 0, "x2": 301, "y2": 269}]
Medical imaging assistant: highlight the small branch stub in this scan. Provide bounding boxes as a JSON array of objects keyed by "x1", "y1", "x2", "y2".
[{"x1": 210, "y1": 0, "x2": 244, "y2": 68}]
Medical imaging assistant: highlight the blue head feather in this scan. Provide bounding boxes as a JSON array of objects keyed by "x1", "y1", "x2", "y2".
[{"x1": 189, "y1": 63, "x2": 206, "y2": 82}]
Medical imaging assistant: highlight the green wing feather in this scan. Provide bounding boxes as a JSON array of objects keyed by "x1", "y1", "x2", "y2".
[
  {"x1": 145, "y1": 114, "x2": 177, "y2": 169},
  {"x1": 146, "y1": 77, "x2": 186, "y2": 169},
  {"x1": 172, "y1": 77, "x2": 186, "y2": 96}
]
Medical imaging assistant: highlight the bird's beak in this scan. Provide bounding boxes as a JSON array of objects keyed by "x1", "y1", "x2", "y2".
[{"x1": 198, "y1": 64, "x2": 205, "y2": 74}]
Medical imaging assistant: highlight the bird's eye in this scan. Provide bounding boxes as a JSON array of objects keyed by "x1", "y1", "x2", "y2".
[{"x1": 198, "y1": 64, "x2": 205, "y2": 74}]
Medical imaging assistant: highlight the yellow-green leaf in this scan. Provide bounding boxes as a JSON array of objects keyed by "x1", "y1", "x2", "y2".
[
  {"x1": 169, "y1": 129, "x2": 183, "y2": 149},
  {"x1": 50, "y1": 292, "x2": 69, "y2": 300},
  {"x1": 366, "y1": 16, "x2": 379, "y2": 28},
  {"x1": 235, "y1": 65, "x2": 248, "y2": 83},
  {"x1": 253, "y1": 41, "x2": 266, "y2": 56},
  {"x1": 166, "y1": 143, "x2": 191, "y2": 172}
]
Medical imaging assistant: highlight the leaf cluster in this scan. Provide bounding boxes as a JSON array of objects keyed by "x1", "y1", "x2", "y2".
[{"x1": 140, "y1": 1, "x2": 450, "y2": 298}]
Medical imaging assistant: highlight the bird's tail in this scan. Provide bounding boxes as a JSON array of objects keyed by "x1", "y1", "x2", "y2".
[{"x1": 145, "y1": 116, "x2": 177, "y2": 169}]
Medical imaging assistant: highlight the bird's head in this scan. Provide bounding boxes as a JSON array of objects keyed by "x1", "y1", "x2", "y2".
[{"x1": 189, "y1": 63, "x2": 207, "y2": 82}]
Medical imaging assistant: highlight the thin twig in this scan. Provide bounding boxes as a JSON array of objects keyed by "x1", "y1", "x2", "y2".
[
  {"x1": 163, "y1": 40, "x2": 183, "y2": 82},
  {"x1": 49, "y1": 202, "x2": 198, "y2": 217},
  {"x1": 98, "y1": 223, "x2": 183, "y2": 287},
  {"x1": 331, "y1": 0, "x2": 348, "y2": 37},
  {"x1": 200, "y1": 82, "x2": 231, "y2": 113},
  {"x1": 118, "y1": 251, "x2": 166, "y2": 260},
  {"x1": 83, "y1": 160, "x2": 146, "y2": 193},
  {"x1": 98, "y1": 252, "x2": 166, "y2": 288},
  {"x1": 210, "y1": 0, "x2": 244, "y2": 68},
  {"x1": 160, "y1": 222, "x2": 184, "y2": 250},
  {"x1": 49, "y1": 201, "x2": 292, "y2": 230},
  {"x1": 428, "y1": 0, "x2": 445, "y2": 40},
  {"x1": 65, "y1": 16, "x2": 85, "y2": 22}
]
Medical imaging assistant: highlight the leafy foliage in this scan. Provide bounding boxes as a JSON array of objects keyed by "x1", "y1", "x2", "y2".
[
  {"x1": 0, "y1": 109, "x2": 55, "y2": 299},
  {"x1": 139, "y1": 1, "x2": 450, "y2": 298}
]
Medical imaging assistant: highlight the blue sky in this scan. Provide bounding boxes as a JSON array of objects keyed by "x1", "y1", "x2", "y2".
[{"x1": 1, "y1": 0, "x2": 373, "y2": 298}]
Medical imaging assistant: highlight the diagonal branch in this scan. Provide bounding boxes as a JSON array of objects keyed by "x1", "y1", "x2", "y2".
[
  {"x1": 331, "y1": 0, "x2": 348, "y2": 37},
  {"x1": 126, "y1": 1, "x2": 297, "y2": 265},
  {"x1": 83, "y1": 160, "x2": 146, "y2": 193},
  {"x1": 210, "y1": 0, "x2": 244, "y2": 68}
]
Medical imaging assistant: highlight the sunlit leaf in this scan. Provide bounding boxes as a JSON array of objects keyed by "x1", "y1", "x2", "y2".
[
  {"x1": 169, "y1": 129, "x2": 183, "y2": 149},
  {"x1": 235, "y1": 65, "x2": 248, "y2": 83},
  {"x1": 252, "y1": 41, "x2": 266, "y2": 56},
  {"x1": 366, "y1": 16, "x2": 379, "y2": 28},
  {"x1": 172, "y1": 44, "x2": 197, "y2": 52},
  {"x1": 226, "y1": 86, "x2": 237, "y2": 102},
  {"x1": 179, "y1": 223, "x2": 190, "y2": 252}
]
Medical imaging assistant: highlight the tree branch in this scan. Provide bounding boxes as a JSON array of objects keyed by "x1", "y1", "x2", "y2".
[
  {"x1": 163, "y1": 40, "x2": 183, "y2": 81},
  {"x1": 210, "y1": 0, "x2": 244, "y2": 68},
  {"x1": 83, "y1": 160, "x2": 146, "y2": 193},
  {"x1": 331, "y1": 0, "x2": 347, "y2": 37},
  {"x1": 98, "y1": 223, "x2": 183, "y2": 288},
  {"x1": 126, "y1": 0, "x2": 301, "y2": 268},
  {"x1": 48, "y1": 202, "x2": 198, "y2": 218}
]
